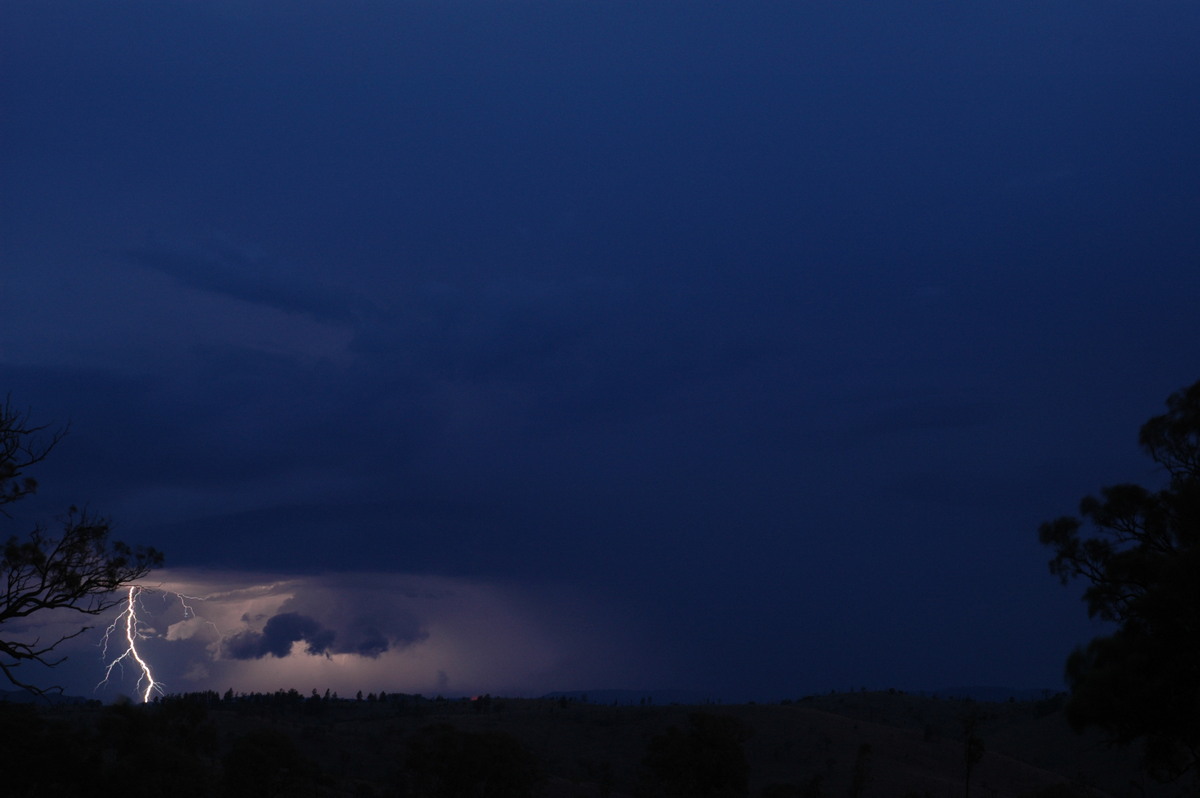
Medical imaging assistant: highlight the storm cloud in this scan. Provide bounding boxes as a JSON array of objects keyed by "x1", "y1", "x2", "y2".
[
  {"x1": 223, "y1": 612, "x2": 337, "y2": 659},
  {"x1": 26, "y1": 570, "x2": 631, "y2": 701},
  {"x1": 221, "y1": 606, "x2": 414, "y2": 661}
]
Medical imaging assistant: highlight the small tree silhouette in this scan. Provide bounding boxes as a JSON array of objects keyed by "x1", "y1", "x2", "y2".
[
  {"x1": 0, "y1": 399, "x2": 162, "y2": 694},
  {"x1": 961, "y1": 710, "x2": 985, "y2": 798},
  {"x1": 1039, "y1": 379, "x2": 1200, "y2": 784}
]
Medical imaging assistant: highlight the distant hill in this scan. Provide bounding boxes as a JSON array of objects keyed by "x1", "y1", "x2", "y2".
[
  {"x1": 542, "y1": 688, "x2": 724, "y2": 706},
  {"x1": 916, "y1": 686, "x2": 1063, "y2": 702}
]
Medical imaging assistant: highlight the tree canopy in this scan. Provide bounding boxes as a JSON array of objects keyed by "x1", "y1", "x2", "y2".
[
  {"x1": 0, "y1": 399, "x2": 162, "y2": 694},
  {"x1": 1039, "y1": 379, "x2": 1200, "y2": 784}
]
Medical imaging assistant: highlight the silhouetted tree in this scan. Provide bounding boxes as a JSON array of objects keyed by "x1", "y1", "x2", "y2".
[
  {"x1": 0, "y1": 400, "x2": 162, "y2": 694},
  {"x1": 1039, "y1": 379, "x2": 1200, "y2": 784},
  {"x1": 636, "y1": 712, "x2": 751, "y2": 798},
  {"x1": 961, "y1": 710, "x2": 985, "y2": 798}
]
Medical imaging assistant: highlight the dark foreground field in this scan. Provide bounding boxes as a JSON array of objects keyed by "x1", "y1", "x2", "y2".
[{"x1": 0, "y1": 689, "x2": 1180, "y2": 798}]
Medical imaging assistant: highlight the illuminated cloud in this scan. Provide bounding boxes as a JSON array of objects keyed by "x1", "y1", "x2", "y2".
[
  {"x1": 222, "y1": 612, "x2": 335, "y2": 659},
  {"x1": 40, "y1": 569, "x2": 633, "y2": 702}
]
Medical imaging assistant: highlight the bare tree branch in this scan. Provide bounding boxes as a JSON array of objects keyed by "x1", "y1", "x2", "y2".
[{"x1": 1, "y1": 400, "x2": 162, "y2": 695}]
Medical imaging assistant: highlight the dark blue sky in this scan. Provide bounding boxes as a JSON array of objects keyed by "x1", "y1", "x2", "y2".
[{"x1": 3, "y1": 1, "x2": 1200, "y2": 701}]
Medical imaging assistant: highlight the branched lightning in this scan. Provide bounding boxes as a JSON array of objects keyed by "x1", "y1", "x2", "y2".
[
  {"x1": 99, "y1": 586, "x2": 161, "y2": 702},
  {"x1": 98, "y1": 584, "x2": 217, "y2": 703}
]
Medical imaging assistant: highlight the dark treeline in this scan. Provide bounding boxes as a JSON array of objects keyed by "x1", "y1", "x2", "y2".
[
  {"x1": 0, "y1": 690, "x2": 1158, "y2": 798},
  {"x1": 162, "y1": 687, "x2": 433, "y2": 711},
  {"x1": 0, "y1": 690, "x2": 534, "y2": 798}
]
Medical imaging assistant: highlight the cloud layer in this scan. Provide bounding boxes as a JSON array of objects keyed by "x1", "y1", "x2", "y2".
[{"x1": 34, "y1": 570, "x2": 632, "y2": 702}]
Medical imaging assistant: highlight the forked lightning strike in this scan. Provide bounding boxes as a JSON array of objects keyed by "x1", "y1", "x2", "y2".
[
  {"x1": 99, "y1": 585, "x2": 209, "y2": 702},
  {"x1": 99, "y1": 586, "x2": 160, "y2": 702}
]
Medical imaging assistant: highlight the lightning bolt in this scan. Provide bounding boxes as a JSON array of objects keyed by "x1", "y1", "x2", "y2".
[
  {"x1": 99, "y1": 586, "x2": 161, "y2": 703},
  {"x1": 98, "y1": 584, "x2": 221, "y2": 702}
]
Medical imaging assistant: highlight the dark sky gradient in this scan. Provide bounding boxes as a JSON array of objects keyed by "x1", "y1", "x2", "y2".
[{"x1": 3, "y1": 1, "x2": 1200, "y2": 700}]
